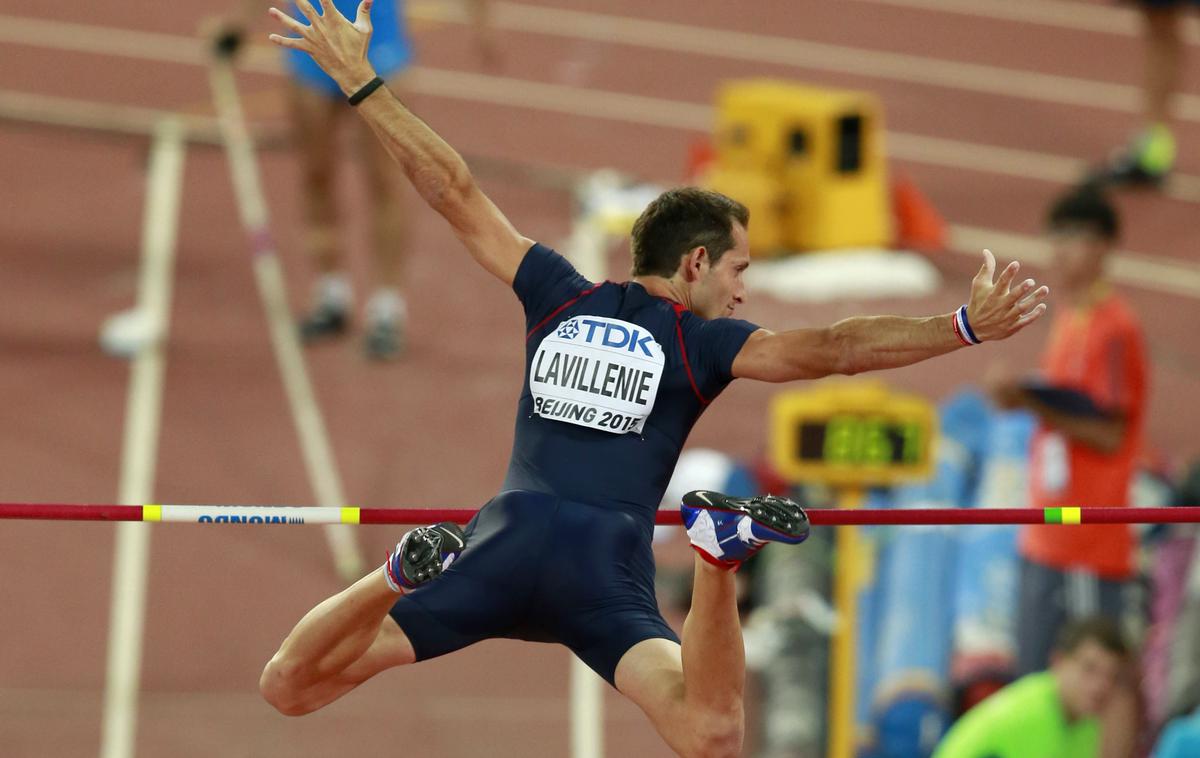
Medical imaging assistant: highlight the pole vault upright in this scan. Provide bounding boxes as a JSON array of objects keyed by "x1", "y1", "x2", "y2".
[
  {"x1": 207, "y1": 58, "x2": 364, "y2": 581},
  {"x1": 99, "y1": 117, "x2": 186, "y2": 758}
]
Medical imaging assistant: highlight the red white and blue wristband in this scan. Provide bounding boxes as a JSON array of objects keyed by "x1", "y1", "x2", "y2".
[{"x1": 951, "y1": 305, "x2": 981, "y2": 346}]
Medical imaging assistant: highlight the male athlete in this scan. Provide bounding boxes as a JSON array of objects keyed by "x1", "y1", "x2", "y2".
[{"x1": 258, "y1": 3, "x2": 1049, "y2": 756}]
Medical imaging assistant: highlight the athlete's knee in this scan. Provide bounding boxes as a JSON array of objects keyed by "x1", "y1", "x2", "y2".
[
  {"x1": 259, "y1": 655, "x2": 314, "y2": 717},
  {"x1": 680, "y1": 706, "x2": 744, "y2": 758}
]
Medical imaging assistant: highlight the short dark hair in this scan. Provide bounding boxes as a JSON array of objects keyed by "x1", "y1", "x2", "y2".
[
  {"x1": 1053, "y1": 617, "x2": 1129, "y2": 659},
  {"x1": 1046, "y1": 184, "x2": 1120, "y2": 241},
  {"x1": 630, "y1": 187, "x2": 750, "y2": 277}
]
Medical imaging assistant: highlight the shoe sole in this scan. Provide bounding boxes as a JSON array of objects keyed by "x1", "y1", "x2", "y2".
[
  {"x1": 682, "y1": 490, "x2": 809, "y2": 543},
  {"x1": 396, "y1": 522, "x2": 467, "y2": 589}
]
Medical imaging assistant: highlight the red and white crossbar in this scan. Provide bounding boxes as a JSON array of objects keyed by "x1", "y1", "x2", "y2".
[{"x1": 1, "y1": 503, "x2": 1198, "y2": 526}]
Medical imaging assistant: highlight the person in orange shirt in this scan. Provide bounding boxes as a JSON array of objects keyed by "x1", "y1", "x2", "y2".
[{"x1": 992, "y1": 184, "x2": 1148, "y2": 758}]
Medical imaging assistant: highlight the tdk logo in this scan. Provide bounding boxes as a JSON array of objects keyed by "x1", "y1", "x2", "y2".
[
  {"x1": 556, "y1": 320, "x2": 581, "y2": 340},
  {"x1": 555, "y1": 317, "x2": 656, "y2": 357}
]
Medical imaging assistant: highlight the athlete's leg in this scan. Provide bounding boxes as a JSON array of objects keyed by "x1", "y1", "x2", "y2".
[
  {"x1": 291, "y1": 81, "x2": 343, "y2": 277},
  {"x1": 290, "y1": 80, "x2": 353, "y2": 339},
  {"x1": 1093, "y1": 2, "x2": 1184, "y2": 184},
  {"x1": 612, "y1": 492, "x2": 809, "y2": 757},
  {"x1": 261, "y1": 522, "x2": 465, "y2": 715},
  {"x1": 1141, "y1": 4, "x2": 1184, "y2": 130},
  {"x1": 614, "y1": 555, "x2": 745, "y2": 758},
  {"x1": 1103, "y1": 3, "x2": 1183, "y2": 182},
  {"x1": 260, "y1": 570, "x2": 416, "y2": 716}
]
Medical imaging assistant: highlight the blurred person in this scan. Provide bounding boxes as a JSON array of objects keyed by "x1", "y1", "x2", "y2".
[
  {"x1": 254, "y1": 3, "x2": 1048, "y2": 756},
  {"x1": 1095, "y1": 1, "x2": 1195, "y2": 186},
  {"x1": 210, "y1": 0, "x2": 494, "y2": 359},
  {"x1": 932, "y1": 618, "x2": 1129, "y2": 758},
  {"x1": 991, "y1": 185, "x2": 1148, "y2": 758}
]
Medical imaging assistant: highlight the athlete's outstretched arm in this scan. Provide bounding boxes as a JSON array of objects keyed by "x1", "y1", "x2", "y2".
[
  {"x1": 733, "y1": 250, "x2": 1049, "y2": 382},
  {"x1": 267, "y1": 0, "x2": 533, "y2": 284}
]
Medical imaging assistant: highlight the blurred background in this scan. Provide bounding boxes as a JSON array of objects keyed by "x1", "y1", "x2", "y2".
[{"x1": 1, "y1": 0, "x2": 1198, "y2": 756}]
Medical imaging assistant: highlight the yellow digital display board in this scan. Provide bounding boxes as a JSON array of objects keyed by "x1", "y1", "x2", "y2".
[{"x1": 770, "y1": 381, "x2": 936, "y2": 487}]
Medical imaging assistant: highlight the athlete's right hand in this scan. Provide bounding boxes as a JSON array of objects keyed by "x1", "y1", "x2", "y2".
[
  {"x1": 965, "y1": 249, "x2": 1049, "y2": 342},
  {"x1": 268, "y1": 0, "x2": 377, "y2": 96}
]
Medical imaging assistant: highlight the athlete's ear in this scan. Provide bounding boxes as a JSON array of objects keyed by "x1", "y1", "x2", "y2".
[{"x1": 681, "y1": 246, "x2": 709, "y2": 282}]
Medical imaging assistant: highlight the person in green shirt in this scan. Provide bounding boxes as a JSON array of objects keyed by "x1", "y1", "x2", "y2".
[{"x1": 934, "y1": 618, "x2": 1129, "y2": 758}]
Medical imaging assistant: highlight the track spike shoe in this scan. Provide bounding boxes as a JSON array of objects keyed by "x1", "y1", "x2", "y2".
[
  {"x1": 681, "y1": 490, "x2": 809, "y2": 570},
  {"x1": 383, "y1": 521, "x2": 467, "y2": 592}
]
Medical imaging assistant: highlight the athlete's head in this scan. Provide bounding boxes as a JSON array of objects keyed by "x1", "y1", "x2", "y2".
[
  {"x1": 1049, "y1": 617, "x2": 1128, "y2": 719},
  {"x1": 631, "y1": 187, "x2": 751, "y2": 319},
  {"x1": 1045, "y1": 184, "x2": 1119, "y2": 295}
]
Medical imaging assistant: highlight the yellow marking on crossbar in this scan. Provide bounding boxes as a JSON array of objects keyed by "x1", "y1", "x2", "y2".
[
  {"x1": 1062, "y1": 507, "x2": 1082, "y2": 525},
  {"x1": 143, "y1": 505, "x2": 162, "y2": 522},
  {"x1": 341, "y1": 507, "x2": 360, "y2": 524}
]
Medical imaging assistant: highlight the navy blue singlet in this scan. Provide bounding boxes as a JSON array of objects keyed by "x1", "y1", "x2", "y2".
[
  {"x1": 389, "y1": 244, "x2": 759, "y2": 684},
  {"x1": 505, "y1": 243, "x2": 758, "y2": 526}
]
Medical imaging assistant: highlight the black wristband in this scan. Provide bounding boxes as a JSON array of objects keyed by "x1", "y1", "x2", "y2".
[{"x1": 347, "y1": 76, "x2": 385, "y2": 106}]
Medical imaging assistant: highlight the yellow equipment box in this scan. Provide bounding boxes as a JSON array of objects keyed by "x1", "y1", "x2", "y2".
[
  {"x1": 712, "y1": 80, "x2": 892, "y2": 252},
  {"x1": 704, "y1": 167, "x2": 787, "y2": 255}
]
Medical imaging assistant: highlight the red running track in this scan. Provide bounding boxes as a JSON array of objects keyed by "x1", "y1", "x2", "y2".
[{"x1": 2, "y1": 1, "x2": 1199, "y2": 757}]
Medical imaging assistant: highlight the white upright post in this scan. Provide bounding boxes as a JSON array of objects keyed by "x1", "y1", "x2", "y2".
[
  {"x1": 570, "y1": 655, "x2": 604, "y2": 758},
  {"x1": 207, "y1": 60, "x2": 363, "y2": 580},
  {"x1": 99, "y1": 117, "x2": 186, "y2": 758}
]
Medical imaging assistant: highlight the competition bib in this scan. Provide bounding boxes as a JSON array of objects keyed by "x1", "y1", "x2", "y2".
[
  {"x1": 529, "y1": 316, "x2": 665, "y2": 434},
  {"x1": 1037, "y1": 431, "x2": 1071, "y2": 495}
]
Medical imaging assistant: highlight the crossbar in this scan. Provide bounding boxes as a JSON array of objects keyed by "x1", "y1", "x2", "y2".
[{"x1": 2, "y1": 503, "x2": 1196, "y2": 526}]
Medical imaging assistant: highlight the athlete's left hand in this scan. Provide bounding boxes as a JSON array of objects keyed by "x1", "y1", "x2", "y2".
[
  {"x1": 966, "y1": 249, "x2": 1049, "y2": 342},
  {"x1": 267, "y1": 0, "x2": 377, "y2": 95}
]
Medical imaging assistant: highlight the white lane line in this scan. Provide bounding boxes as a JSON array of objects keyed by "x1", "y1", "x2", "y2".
[
  {"x1": 949, "y1": 225, "x2": 1200, "y2": 300},
  {"x1": 405, "y1": 1, "x2": 1200, "y2": 123},
  {"x1": 405, "y1": 69, "x2": 1200, "y2": 204},
  {"x1": 855, "y1": 0, "x2": 1200, "y2": 45},
  {"x1": 0, "y1": 14, "x2": 215, "y2": 66},
  {"x1": 0, "y1": 88, "x2": 225, "y2": 141},
  {"x1": 887, "y1": 132, "x2": 1200, "y2": 203},
  {"x1": 409, "y1": 67, "x2": 710, "y2": 129}
]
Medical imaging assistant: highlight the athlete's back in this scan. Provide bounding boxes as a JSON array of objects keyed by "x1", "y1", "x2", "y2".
[{"x1": 505, "y1": 244, "x2": 758, "y2": 524}]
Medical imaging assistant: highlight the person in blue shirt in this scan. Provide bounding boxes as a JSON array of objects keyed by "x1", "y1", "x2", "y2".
[
  {"x1": 212, "y1": 0, "x2": 492, "y2": 359},
  {"x1": 255, "y1": 3, "x2": 1050, "y2": 755}
]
